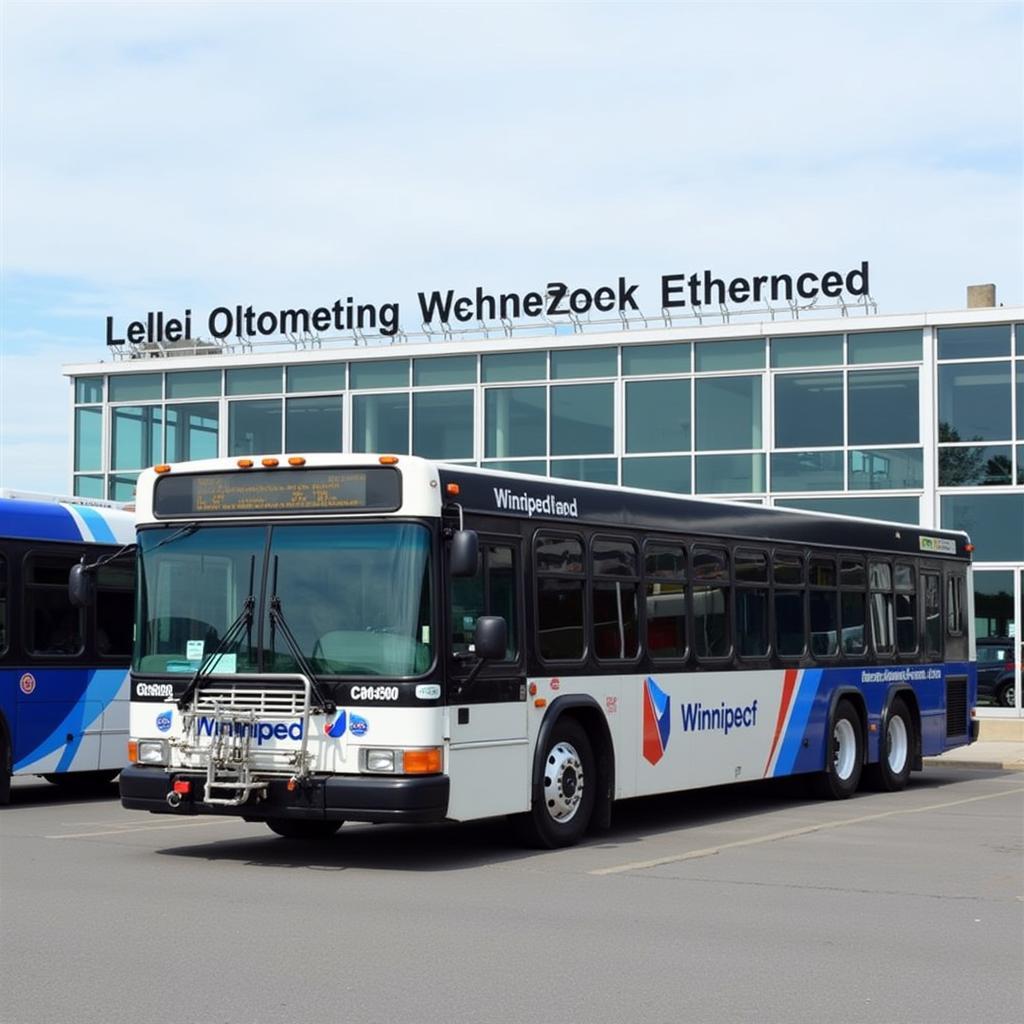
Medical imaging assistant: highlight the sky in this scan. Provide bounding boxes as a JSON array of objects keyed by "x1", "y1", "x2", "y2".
[{"x1": 1, "y1": 0, "x2": 1022, "y2": 494}]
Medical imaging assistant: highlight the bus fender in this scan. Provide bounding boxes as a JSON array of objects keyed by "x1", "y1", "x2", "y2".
[
  {"x1": 824, "y1": 686, "x2": 868, "y2": 767},
  {"x1": 532, "y1": 695, "x2": 615, "y2": 831},
  {"x1": 880, "y1": 685, "x2": 923, "y2": 771}
]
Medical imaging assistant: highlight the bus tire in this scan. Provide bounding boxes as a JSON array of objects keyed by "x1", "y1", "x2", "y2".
[
  {"x1": 815, "y1": 700, "x2": 863, "y2": 800},
  {"x1": 865, "y1": 698, "x2": 913, "y2": 792},
  {"x1": 266, "y1": 818, "x2": 343, "y2": 839},
  {"x1": 0, "y1": 728, "x2": 11, "y2": 806},
  {"x1": 518, "y1": 718, "x2": 595, "y2": 849}
]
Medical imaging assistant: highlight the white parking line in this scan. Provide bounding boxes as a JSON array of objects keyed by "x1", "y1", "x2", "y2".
[
  {"x1": 590, "y1": 787, "x2": 1024, "y2": 876},
  {"x1": 47, "y1": 818, "x2": 251, "y2": 839}
]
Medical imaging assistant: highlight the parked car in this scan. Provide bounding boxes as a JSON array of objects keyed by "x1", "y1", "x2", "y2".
[{"x1": 976, "y1": 638, "x2": 1019, "y2": 707}]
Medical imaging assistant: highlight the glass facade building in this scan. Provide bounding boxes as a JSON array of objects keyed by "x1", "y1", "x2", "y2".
[{"x1": 66, "y1": 307, "x2": 1024, "y2": 717}]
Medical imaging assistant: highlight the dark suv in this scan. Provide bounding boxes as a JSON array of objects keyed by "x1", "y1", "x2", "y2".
[{"x1": 977, "y1": 638, "x2": 1019, "y2": 707}]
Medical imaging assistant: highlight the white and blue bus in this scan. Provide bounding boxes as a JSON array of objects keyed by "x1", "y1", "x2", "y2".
[
  {"x1": 0, "y1": 493, "x2": 135, "y2": 803},
  {"x1": 118, "y1": 455, "x2": 977, "y2": 846}
]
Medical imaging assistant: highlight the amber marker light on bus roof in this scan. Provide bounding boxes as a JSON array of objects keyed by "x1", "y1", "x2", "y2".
[
  {"x1": 403, "y1": 748, "x2": 443, "y2": 774},
  {"x1": 379, "y1": 455, "x2": 400, "y2": 465},
  {"x1": 261, "y1": 457, "x2": 279, "y2": 468},
  {"x1": 237, "y1": 458, "x2": 254, "y2": 469},
  {"x1": 287, "y1": 456, "x2": 306, "y2": 466},
  {"x1": 965, "y1": 544, "x2": 975, "y2": 552},
  {"x1": 446, "y1": 483, "x2": 460, "y2": 495},
  {"x1": 154, "y1": 464, "x2": 171, "y2": 474}
]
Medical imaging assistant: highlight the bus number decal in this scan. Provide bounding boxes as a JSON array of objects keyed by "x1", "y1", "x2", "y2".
[{"x1": 350, "y1": 685, "x2": 399, "y2": 702}]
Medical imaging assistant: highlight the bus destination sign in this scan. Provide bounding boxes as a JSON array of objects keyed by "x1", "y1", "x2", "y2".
[{"x1": 153, "y1": 468, "x2": 401, "y2": 517}]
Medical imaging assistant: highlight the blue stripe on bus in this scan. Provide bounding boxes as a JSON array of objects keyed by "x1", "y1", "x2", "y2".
[
  {"x1": 0, "y1": 500, "x2": 82, "y2": 542},
  {"x1": 71, "y1": 504, "x2": 118, "y2": 544},
  {"x1": 10, "y1": 669, "x2": 126, "y2": 772},
  {"x1": 773, "y1": 669, "x2": 823, "y2": 777}
]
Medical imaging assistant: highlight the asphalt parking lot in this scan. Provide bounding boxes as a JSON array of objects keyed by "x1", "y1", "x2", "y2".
[{"x1": 2, "y1": 768, "x2": 1022, "y2": 1024}]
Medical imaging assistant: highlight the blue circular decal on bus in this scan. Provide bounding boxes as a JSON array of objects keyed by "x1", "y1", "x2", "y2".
[{"x1": 349, "y1": 715, "x2": 368, "y2": 737}]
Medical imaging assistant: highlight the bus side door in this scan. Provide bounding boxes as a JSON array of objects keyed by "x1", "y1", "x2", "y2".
[{"x1": 445, "y1": 536, "x2": 529, "y2": 820}]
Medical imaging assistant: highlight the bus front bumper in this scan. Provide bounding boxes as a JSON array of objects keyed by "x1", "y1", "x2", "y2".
[{"x1": 119, "y1": 765, "x2": 450, "y2": 823}]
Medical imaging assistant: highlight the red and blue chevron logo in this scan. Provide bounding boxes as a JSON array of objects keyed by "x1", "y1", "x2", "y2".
[{"x1": 642, "y1": 676, "x2": 671, "y2": 765}]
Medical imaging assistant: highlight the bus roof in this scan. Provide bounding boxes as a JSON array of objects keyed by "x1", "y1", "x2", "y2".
[
  {"x1": 436, "y1": 462, "x2": 973, "y2": 562},
  {"x1": 131, "y1": 455, "x2": 970, "y2": 562},
  {"x1": 0, "y1": 495, "x2": 135, "y2": 546}
]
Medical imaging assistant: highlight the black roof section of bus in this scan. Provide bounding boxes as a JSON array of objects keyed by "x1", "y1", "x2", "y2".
[{"x1": 436, "y1": 466, "x2": 971, "y2": 561}]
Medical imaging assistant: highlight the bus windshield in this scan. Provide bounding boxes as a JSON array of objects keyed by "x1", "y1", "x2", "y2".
[{"x1": 135, "y1": 522, "x2": 433, "y2": 678}]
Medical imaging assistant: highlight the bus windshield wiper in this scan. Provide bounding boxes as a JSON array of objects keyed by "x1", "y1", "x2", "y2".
[
  {"x1": 177, "y1": 554, "x2": 255, "y2": 710},
  {"x1": 268, "y1": 594, "x2": 336, "y2": 714}
]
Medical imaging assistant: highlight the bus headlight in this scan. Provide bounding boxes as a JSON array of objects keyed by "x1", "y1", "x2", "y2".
[
  {"x1": 363, "y1": 748, "x2": 396, "y2": 773},
  {"x1": 137, "y1": 739, "x2": 169, "y2": 766}
]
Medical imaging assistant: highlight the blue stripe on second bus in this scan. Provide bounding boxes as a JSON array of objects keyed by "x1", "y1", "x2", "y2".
[
  {"x1": 6, "y1": 669, "x2": 127, "y2": 772},
  {"x1": 0, "y1": 500, "x2": 83, "y2": 542},
  {"x1": 71, "y1": 504, "x2": 118, "y2": 544},
  {"x1": 773, "y1": 669, "x2": 824, "y2": 777}
]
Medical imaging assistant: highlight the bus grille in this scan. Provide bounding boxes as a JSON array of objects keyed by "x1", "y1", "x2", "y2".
[
  {"x1": 945, "y1": 677, "x2": 968, "y2": 738},
  {"x1": 190, "y1": 684, "x2": 306, "y2": 718}
]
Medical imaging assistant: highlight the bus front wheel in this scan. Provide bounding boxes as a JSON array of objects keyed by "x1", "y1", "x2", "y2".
[
  {"x1": 517, "y1": 719, "x2": 595, "y2": 849},
  {"x1": 266, "y1": 818, "x2": 343, "y2": 839},
  {"x1": 815, "y1": 700, "x2": 863, "y2": 800}
]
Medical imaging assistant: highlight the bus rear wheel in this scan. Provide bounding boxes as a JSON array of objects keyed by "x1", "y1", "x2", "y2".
[
  {"x1": 815, "y1": 700, "x2": 863, "y2": 800},
  {"x1": 865, "y1": 698, "x2": 913, "y2": 792},
  {"x1": 517, "y1": 719, "x2": 595, "y2": 849},
  {"x1": 266, "y1": 818, "x2": 343, "y2": 839}
]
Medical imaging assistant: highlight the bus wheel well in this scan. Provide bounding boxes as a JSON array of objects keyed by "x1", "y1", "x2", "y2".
[{"x1": 557, "y1": 706, "x2": 614, "y2": 831}]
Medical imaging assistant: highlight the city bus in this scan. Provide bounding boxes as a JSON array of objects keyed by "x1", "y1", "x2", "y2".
[
  {"x1": 0, "y1": 492, "x2": 135, "y2": 804},
  {"x1": 115, "y1": 455, "x2": 977, "y2": 846}
]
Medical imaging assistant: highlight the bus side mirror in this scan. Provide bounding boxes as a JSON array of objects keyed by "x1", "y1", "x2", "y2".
[
  {"x1": 68, "y1": 562, "x2": 97, "y2": 608},
  {"x1": 473, "y1": 616, "x2": 507, "y2": 661},
  {"x1": 450, "y1": 530, "x2": 479, "y2": 577}
]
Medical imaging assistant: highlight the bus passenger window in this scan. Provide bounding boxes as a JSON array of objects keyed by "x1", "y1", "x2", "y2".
[
  {"x1": 536, "y1": 534, "x2": 585, "y2": 661},
  {"x1": 923, "y1": 573, "x2": 942, "y2": 655},
  {"x1": 946, "y1": 576, "x2": 963, "y2": 635},
  {"x1": 644, "y1": 542, "x2": 686, "y2": 660},
  {"x1": 692, "y1": 546, "x2": 729, "y2": 659},
  {"x1": 591, "y1": 538, "x2": 639, "y2": 660},
  {"x1": 869, "y1": 561, "x2": 894, "y2": 654},
  {"x1": 773, "y1": 551, "x2": 805, "y2": 658},
  {"x1": 840, "y1": 558, "x2": 866, "y2": 655},
  {"x1": 735, "y1": 548, "x2": 768, "y2": 658},
  {"x1": 809, "y1": 557, "x2": 839, "y2": 657},
  {"x1": 25, "y1": 553, "x2": 84, "y2": 656},
  {"x1": 894, "y1": 563, "x2": 917, "y2": 655}
]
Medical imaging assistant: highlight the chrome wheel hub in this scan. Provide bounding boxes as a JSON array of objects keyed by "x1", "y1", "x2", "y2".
[{"x1": 543, "y1": 740, "x2": 584, "y2": 823}]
